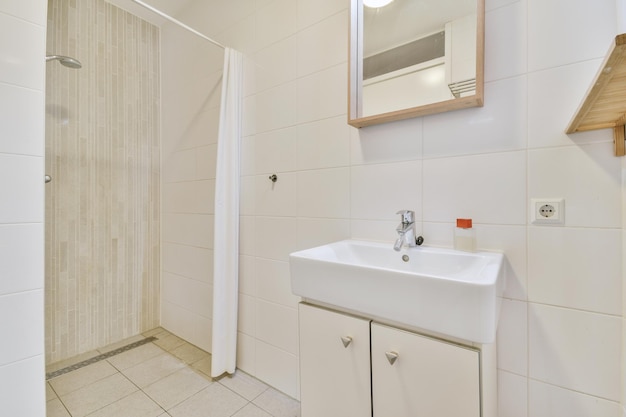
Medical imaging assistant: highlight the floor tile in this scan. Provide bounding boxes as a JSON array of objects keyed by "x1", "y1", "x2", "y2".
[
  {"x1": 49, "y1": 361, "x2": 118, "y2": 397},
  {"x1": 122, "y1": 353, "x2": 187, "y2": 388},
  {"x1": 191, "y1": 355, "x2": 213, "y2": 378},
  {"x1": 219, "y1": 370, "x2": 269, "y2": 401},
  {"x1": 253, "y1": 388, "x2": 301, "y2": 417},
  {"x1": 171, "y1": 342, "x2": 210, "y2": 364},
  {"x1": 44, "y1": 331, "x2": 300, "y2": 417},
  {"x1": 84, "y1": 391, "x2": 163, "y2": 417},
  {"x1": 142, "y1": 327, "x2": 171, "y2": 338},
  {"x1": 47, "y1": 398, "x2": 71, "y2": 417},
  {"x1": 168, "y1": 383, "x2": 248, "y2": 417},
  {"x1": 143, "y1": 367, "x2": 212, "y2": 410},
  {"x1": 60, "y1": 373, "x2": 138, "y2": 417},
  {"x1": 153, "y1": 334, "x2": 186, "y2": 352},
  {"x1": 47, "y1": 382, "x2": 58, "y2": 401},
  {"x1": 233, "y1": 403, "x2": 273, "y2": 417},
  {"x1": 107, "y1": 343, "x2": 166, "y2": 371}
]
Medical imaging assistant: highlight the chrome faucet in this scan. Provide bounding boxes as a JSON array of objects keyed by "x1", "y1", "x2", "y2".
[{"x1": 394, "y1": 210, "x2": 417, "y2": 251}]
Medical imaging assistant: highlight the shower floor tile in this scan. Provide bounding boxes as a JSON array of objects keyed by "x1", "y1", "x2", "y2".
[
  {"x1": 143, "y1": 367, "x2": 211, "y2": 410},
  {"x1": 46, "y1": 328, "x2": 301, "y2": 417}
]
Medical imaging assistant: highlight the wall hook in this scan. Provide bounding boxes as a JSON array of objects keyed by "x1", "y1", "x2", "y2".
[{"x1": 269, "y1": 174, "x2": 278, "y2": 183}]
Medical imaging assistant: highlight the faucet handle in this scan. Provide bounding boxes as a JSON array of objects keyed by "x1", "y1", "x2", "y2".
[{"x1": 396, "y1": 210, "x2": 414, "y2": 223}]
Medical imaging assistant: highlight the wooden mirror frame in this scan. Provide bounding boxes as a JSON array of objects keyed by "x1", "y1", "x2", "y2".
[{"x1": 348, "y1": 0, "x2": 485, "y2": 128}]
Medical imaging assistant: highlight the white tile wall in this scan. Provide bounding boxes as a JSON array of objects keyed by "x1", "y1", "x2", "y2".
[
  {"x1": 295, "y1": 218, "x2": 350, "y2": 250},
  {"x1": 255, "y1": 340, "x2": 298, "y2": 397},
  {"x1": 239, "y1": 255, "x2": 256, "y2": 296},
  {"x1": 0, "y1": 0, "x2": 46, "y2": 25},
  {"x1": 528, "y1": 144, "x2": 621, "y2": 228},
  {"x1": 255, "y1": 0, "x2": 297, "y2": 50},
  {"x1": 160, "y1": 17, "x2": 223, "y2": 351},
  {"x1": 296, "y1": 10, "x2": 347, "y2": 77},
  {"x1": 527, "y1": 59, "x2": 612, "y2": 148},
  {"x1": 296, "y1": 63, "x2": 347, "y2": 123},
  {"x1": 0, "y1": 13, "x2": 45, "y2": 90},
  {"x1": 253, "y1": 127, "x2": 297, "y2": 174},
  {"x1": 297, "y1": 116, "x2": 351, "y2": 170},
  {"x1": 498, "y1": 370, "x2": 527, "y2": 417},
  {"x1": 254, "y1": 173, "x2": 297, "y2": 217},
  {"x1": 423, "y1": 76, "x2": 528, "y2": 157},
  {"x1": 0, "y1": 0, "x2": 46, "y2": 414},
  {"x1": 0, "y1": 290, "x2": 44, "y2": 366},
  {"x1": 474, "y1": 224, "x2": 527, "y2": 300},
  {"x1": 255, "y1": 299, "x2": 298, "y2": 354},
  {"x1": 528, "y1": 227, "x2": 622, "y2": 315},
  {"x1": 254, "y1": 36, "x2": 297, "y2": 93},
  {"x1": 0, "y1": 154, "x2": 44, "y2": 223},
  {"x1": 0, "y1": 84, "x2": 44, "y2": 157},
  {"x1": 423, "y1": 151, "x2": 527, "y2": 224},
  {"x1": 527, "y1": 0, "x2": 616, "y2": 72},
  {"x1": 166, "y1": 0, "x2": 625, "y2": 409},
  {"x1": 351, "y1": 161, "x2": 422, "y2": 220},
  {"x1": 529, "y1": 303, "x2": 621, "y2": 401},
  {"x1": 255, "y1": 82, "x2": 297, "y2": 133},
  {"x1": 0, "y1": 224, "x2": 43, "y2": 296},
  {"x1": 0, "y1": 356, "x2": 46, "y2": 416},
  {"x1": 255, "y1": 258, "x2": 299, "y2": 307},
  {"x1": 219, "y1": 15, "x2": 257, "y2": 55},
  {"x1": 484, "y1": 0, "x2": 527, "y2": 82},
  {"x1": 163, "y1": 214, "x2": 214, "y2": 248},
  {"x1": 162, "y1": 243, "x2": 213, "y2": 283},
  {"x1": 497, "y1": 298, "x2": 527, "y2": 376},
  {"x1": 529, "y1": 380, "x2": 622, "y2": 417},
  {"x1": 254, "y1": 217, "x2": 297, "y2": 262},
  {"x1": 297, "y1": 168, "x2": 350, "y2": 218},
  {"x1": 350, "y1": 116, "x2": 423, "y2": 165},
  {"x1": 238, "y1": 293, "x2": 256, "y2": 337},
  {"x1": 296, "y1": 0, "x2": 346, "y2": 29}
]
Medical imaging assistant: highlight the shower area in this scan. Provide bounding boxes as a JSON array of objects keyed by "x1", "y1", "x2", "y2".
[{"x1": 44, "y1": 0, "x2": 222, "y2": 366}]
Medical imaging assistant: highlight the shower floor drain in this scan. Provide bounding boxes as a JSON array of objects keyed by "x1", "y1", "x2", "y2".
[{"x1": 46, "y1": 336, "x2": 157, "y2": 380}]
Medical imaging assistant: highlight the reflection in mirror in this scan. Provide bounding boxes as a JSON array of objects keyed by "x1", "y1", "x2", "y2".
[{"x1": 349, "y1": 0, "x2": 484, "y2": 128}]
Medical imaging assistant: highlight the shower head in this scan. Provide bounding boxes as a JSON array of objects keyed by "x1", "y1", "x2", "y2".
[{"x1": 45, "y1": 55, "x2": 82, "y2": 69}]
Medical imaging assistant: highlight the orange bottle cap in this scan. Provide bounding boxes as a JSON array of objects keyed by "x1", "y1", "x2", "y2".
[{"x1": 456, "y1": 218, "x2": 472, "y2": 228}]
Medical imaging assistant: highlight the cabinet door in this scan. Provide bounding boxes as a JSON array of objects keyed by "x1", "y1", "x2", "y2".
[
  {"x1": 372, "y1": 323, "x2": 480, "y2": 417},
  {"x1": 299, "y1": 303, "x2": 371, "y2": 417}
]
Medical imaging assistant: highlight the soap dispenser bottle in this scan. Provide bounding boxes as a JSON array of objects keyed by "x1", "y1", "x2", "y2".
[{"x1": 454, "y1": 218, "x2": 475, "y2": 252}]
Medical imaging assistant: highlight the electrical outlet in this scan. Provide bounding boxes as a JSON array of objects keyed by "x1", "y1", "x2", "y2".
[{"x1": 531, "y1": 198, "x2": 564, "y2": 225}]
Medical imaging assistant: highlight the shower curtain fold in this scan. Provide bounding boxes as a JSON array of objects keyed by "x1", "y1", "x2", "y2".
[{"x1": 211, "y1": 48, "x2": 243, "y2": 378}]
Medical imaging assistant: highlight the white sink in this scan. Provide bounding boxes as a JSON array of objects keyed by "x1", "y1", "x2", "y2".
[{"x1": 289, "y1": 239, "x2": 506, "y2": 344}]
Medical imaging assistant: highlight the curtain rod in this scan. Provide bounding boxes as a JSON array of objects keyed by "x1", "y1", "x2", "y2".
[{"x1": 131, "y1": 0, "x2": 226, "y2": 50}]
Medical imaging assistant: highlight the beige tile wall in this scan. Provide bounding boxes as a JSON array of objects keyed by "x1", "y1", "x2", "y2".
[{"x1": 45, "y1": 0, "x2": 160, "y2": 364}]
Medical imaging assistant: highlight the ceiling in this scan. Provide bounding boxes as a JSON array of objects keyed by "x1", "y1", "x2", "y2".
[{"x1": 363, "y1": 0, "x2": 477, "y2": 56}]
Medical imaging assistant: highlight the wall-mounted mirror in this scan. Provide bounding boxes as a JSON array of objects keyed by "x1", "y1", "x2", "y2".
[{"x1": 349, "y1": 0, "x2": 485, "y2": 128}]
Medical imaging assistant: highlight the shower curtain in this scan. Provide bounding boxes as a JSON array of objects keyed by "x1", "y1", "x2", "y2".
[{"x1": 211, "y1": 48, "x2": 243, "y2": 377}]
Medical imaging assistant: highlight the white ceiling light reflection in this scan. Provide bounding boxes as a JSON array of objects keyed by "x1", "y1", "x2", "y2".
[{"x1": 424, "y1": 66, "x2": 445, "y2": 85}]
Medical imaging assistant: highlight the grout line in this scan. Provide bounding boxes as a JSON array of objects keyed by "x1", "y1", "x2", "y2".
[{"x1": 46, "y1": 336, "x2": 158, "y2": 380}]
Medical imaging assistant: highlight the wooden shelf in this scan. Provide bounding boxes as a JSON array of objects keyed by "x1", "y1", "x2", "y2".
[{"x1": 566, "y1": 34, "x2": 626, "y2": 156}]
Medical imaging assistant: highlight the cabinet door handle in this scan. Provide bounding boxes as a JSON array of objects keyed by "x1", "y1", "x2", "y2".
[
  {"x1": 341, "y1": 336, "x2": 353, "y2": 348},
  {"x1": 385, "y1": 351, "x2": 399, "y2": 365}
]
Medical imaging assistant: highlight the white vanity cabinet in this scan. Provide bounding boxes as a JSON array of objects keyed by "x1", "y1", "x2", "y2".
[
  {"x1": 299, "y1": 303, "x2": 487, "y2": 417},
  {"x1": 371, "y1": 322, "x2": 480, "y2": 417},
  {"x1": 299, "y1": 303, "x2": 372, "y2": 417}
]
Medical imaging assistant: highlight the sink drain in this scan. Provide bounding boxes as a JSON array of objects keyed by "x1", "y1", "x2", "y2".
[{"x1": 402, "y1": 254, "x2": 410, "y2": 262}]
